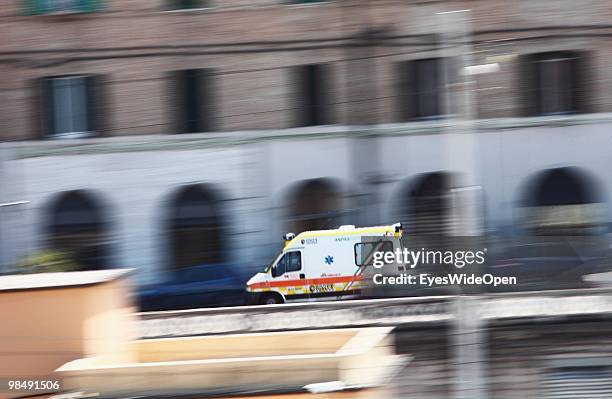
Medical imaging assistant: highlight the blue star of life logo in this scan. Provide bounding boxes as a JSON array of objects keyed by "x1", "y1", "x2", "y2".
[{"x1": 324, "y1": 255, "x2": 334, "y2": 265}]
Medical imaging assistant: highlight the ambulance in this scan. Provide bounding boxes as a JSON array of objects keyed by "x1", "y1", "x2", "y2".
[{"x1": 246, "y1": 223, "x2": 404, "y2": 304}]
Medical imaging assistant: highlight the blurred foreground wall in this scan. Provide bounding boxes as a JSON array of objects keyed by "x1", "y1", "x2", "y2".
[
  {"x1": 136, "y1": 292, "x2": 612, "y2": 398},
  {"x1": 0, "y1": 270, "x2": 135, "y2": 385}
]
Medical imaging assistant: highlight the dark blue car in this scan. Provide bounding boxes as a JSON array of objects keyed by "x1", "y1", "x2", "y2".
[{"x1": 138, "y1": 263, "x2": 248, "y2": 311}]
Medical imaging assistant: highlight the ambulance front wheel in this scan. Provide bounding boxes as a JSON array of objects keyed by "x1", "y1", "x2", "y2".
[{"x1": 261, "y1": 293, "x2": 284, "y2": 305}]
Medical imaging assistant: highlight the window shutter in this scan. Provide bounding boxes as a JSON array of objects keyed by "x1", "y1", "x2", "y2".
[
  {"x1": 318, "y1": 64, "x2": 331, "y2": 125},
  {"x1": 397, "y1": 61, "x2": 415, "y2": 121},
  {"x1": 35, "y1": 77, "x2": 54, "y2": 138},
  {"x1": 184, "y1": 69, "x2": 201, "y2": 133},
  {"x1": 306, "y1": 65, "x2": 317, "y2": 126},
  {"x1": 170, "y1": 70, "x2": 187, "y2": 134},
  {"x1": 295, "y1": 64, "x2": 330, "y2": 127},
  {"x1": 297, "y1": 65, "x2": 311, "y2": 127},
  {"x1": 85, "y1": 75, "x2": 95, "y2": 134},
  {"x1": 309, "y1": 64, "x2": 329, "y2": 126},
  {"x1": 575, "y1": 51, "x2": 590, "y2": 114},
  {"x1": 197, "y1": 68, "x2": 215, "y2": 132},
  {"x1": 295, "y1": 65, "x2": 307, "y2": 127},
  {"x1": 416, "y1": 58, "x2": 442, "y2": 118},
  {"x1": 171, "y1": 69, "x2": 215, "y2": 134},
  {"x1": 85, "y1": 75, "x2": 108, "y2": 136},
  {"x1": 519, "y1": 54, "x2": 539, "y2": 116}
]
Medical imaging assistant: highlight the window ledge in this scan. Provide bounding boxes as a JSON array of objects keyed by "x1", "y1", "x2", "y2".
[
  {"x1": 285, "y1": 1, "x2": 334, "y2": 8},
  {"x1": 162, "y1": 7, "x2": 216, "y2": 14},
  {"x1": 10, "y1": 113, "x2": 612, "y2": 158},
  {"x1": 475, "y1": 113, "x2": 612, "y2": 130},
  {"x1": 24, "y1": 8, "x2": 105, "y2": 17},
  {"x1": 35, "y1": 10, "x2": 80, "y2": 16},
  {"x1": 49, "y1": 132, "x2": 96, "y2": 140}
]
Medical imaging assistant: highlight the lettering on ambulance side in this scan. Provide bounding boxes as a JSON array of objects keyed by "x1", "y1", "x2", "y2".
[{"x1": 309, "y1": 284, "x2": 335, "y2": 293}]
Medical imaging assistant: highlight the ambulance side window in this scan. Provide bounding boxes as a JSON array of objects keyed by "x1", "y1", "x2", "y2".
[
  {"x1": 272, "y1": 251, "x2": 301, "y2": 277},
  {"x1": 286, "y1": 251, "x2": 302, "y2": 272},
  {"x1": 355, "y1": 241, "x2": 394, "y2": 266}
]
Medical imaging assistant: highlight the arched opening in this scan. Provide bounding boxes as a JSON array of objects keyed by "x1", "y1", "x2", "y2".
[
  {"x1": 520, "y1": 167, "x2": 604, "y2": 235},
  {"x1": 47, "y1": 190, "x2": 109, "y2": 270},
  {"x1": 400, "y1": 172, "x2": 454, "y2": 236},
  {"x1": 286, "y1": 178, "x2": 343, "y2": 234},
  {"x1": 169, "y1": 184, "x2": 223, "y2": 269}
]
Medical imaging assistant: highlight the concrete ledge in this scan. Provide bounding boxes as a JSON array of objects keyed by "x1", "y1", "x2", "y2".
[
  {"x1": 5, "y1": 114, "x2": 612, "y2": 158},
  {"x1": 56, "y1": 327, "x2": 405, "y2": 397},
  {"x1": 137, "y1": 289, "x2": 612, "y2": 338}
]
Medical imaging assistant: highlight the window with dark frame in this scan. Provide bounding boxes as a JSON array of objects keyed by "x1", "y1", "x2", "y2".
[
  {"x1": 398, "y1": 58, "x2": 443, "y2": 121},
  {"x1": 23, "y1": 0, "x2": 105, "y2": 15},
  {"x1": 48, "y1": 190, "x2": 109, "y2": 271},
  {"x1": 521, "y1": 51, "x2": 587, "y2": 116},
  {"x1": 40, "y1": 75, "x2": 101, "y2": 138},
  {"x1": 295, "y1": 64, "x2": 330, "y2": 127},
  {"x1": 172, "y1": 69, "x2": 214, "y2": 134},
  {"x1": 169, "y1": 184, "x2": 223, "y2": 270},
  {"x1": 167, "y1": 0, "x2": 206, "y2": 10}
]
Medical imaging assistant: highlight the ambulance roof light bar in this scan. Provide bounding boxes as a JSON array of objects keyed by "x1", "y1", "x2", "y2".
[
  {"x1": 392, "y1": 222, "x2": 403, "y2": 233},
  {"x1": 283, "y1": 232, "x2": 296, "y2": 242}
]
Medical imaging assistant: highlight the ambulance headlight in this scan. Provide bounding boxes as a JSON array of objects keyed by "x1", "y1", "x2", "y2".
[{"x1": 283, "y1": 232, "x2": 296, "y2": 241}]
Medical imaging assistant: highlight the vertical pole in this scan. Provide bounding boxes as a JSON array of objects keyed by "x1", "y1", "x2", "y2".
[
  {"x1": 438, "y1": 8, "x2": 489, "y2": 399},
  {"x1": 342, "y1": 0, "x2": 383, "y2": 226},
  {"x1": 439, "y1": 9, "x2": 481, "y2": 236},
  {"x1": 452, "y1": 296, "x2": 489, "y2": 399}
]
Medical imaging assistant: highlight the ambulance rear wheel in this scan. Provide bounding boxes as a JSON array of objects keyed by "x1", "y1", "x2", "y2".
[{"x1": 261, "y1": 293, "x2": 284, "y2": 305}]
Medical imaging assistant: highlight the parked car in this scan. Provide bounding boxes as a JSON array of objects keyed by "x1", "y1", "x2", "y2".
[{"x1": 138, "y1": 263, "x2": 249, "y2": 311}]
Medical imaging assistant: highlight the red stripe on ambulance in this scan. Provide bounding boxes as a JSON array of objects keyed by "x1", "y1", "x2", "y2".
[{"x1": 249, "y1": 274, "x2": 363, "y2": 289}]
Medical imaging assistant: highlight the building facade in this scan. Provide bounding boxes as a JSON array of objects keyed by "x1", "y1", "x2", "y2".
[{"x1": 1, "y1": 0, "x2": 612, "y2": 283}]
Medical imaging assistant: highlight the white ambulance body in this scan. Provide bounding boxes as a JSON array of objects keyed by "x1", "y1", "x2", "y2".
[{"x1": 246, "y1": 223, "x2": 403, "y2": 304}]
